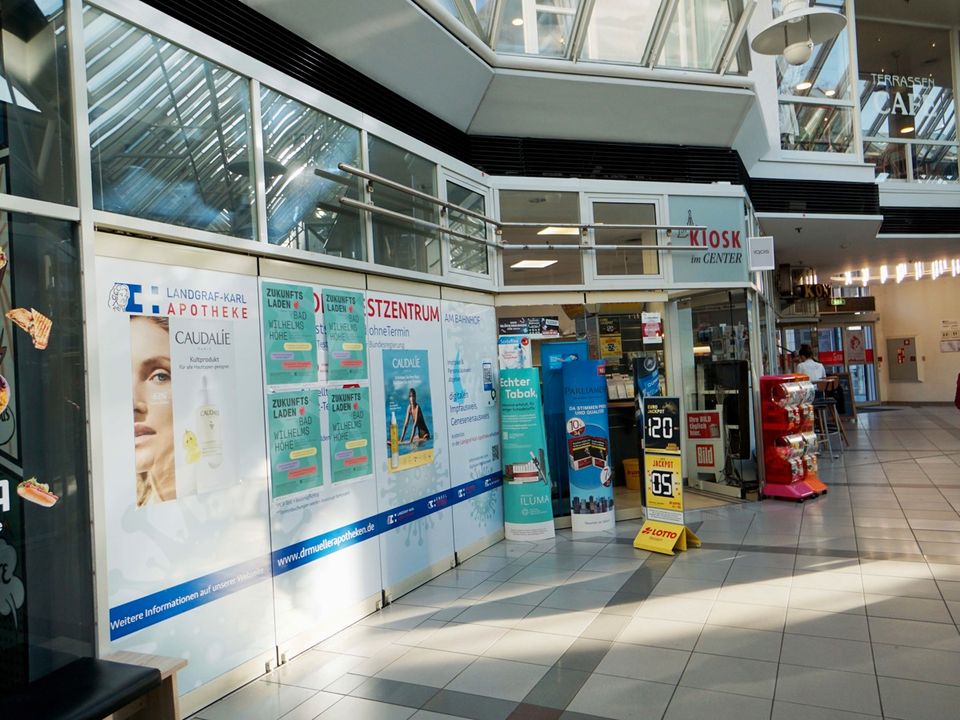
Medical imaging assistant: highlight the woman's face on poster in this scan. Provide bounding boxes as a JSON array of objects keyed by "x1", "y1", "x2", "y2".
[{"x1": 131, "y1": 317, "x2": 174, "y2": 475}]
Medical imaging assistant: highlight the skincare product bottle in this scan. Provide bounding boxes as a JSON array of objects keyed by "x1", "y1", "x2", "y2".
[
  {"x1": 197, "y1": 376, "x2": 223, "y2": 469},
  {"x1": 390, "y1": 410, "x2": 399, "y2": 468}
]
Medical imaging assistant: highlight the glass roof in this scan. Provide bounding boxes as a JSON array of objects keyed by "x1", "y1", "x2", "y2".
[{"x1": 430, "y1": 0, "x2": 752, "y2": 74}]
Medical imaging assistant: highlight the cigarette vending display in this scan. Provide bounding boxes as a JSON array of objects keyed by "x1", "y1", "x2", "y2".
[{"x1": 760, "y1": 374, "x2": 827, "y2": 501}]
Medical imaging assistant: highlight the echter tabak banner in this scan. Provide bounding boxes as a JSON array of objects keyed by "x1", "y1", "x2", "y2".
[{"x1": 499, "y1": 368, "x2": 554, "y2": 541}]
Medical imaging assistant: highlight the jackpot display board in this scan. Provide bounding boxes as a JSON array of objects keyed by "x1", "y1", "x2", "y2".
[{"x1": 96, "y1": 255, "x2": 276, "y2": 693}]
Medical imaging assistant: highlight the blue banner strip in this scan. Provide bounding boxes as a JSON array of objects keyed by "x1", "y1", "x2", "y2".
[{"x1": 109, "y1": 472, "x2": 502, "y2": 640}]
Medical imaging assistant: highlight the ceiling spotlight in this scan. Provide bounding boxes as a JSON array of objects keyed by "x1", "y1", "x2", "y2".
[
  {"x1": 896, "y1": 263, "x2": 907, "y2": 283},
  {"x1": 861, "y1": 267, "x2": 869, "y2": 286},
  {"x1": 825, "y1": 89, "x2": 836, "y2": 97},
  {"x1": 879, "y1": 265, "x2": 888, "y2": 284},
  {"x1": 899, "y1": 125, "x2": 915, "y2": 134},
  {"x1": 796, "y1": 81, "x2": 813, "y2": 91},
  {"x1": 511, "y1": 17, "x2": 523, "y2": 26},
  {"x1": 751, "y1": 0, "x2": 846, "y2": 66},
  {"x1": 844, "y1": 270, "x2": 852, "y2": 286},
  {"x1": 915, "y1": 261, "x2": 923, "y2": 280}
]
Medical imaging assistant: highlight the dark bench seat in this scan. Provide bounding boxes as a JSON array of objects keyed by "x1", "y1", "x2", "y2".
[{"x1": 0, "y1": 656, "x2": 161, "y2": 720}]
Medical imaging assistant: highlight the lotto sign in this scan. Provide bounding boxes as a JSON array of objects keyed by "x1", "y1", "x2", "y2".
[
  {"x1": 644, "y1": 453, "x2": 683, "y2": 521},
  {"x1": 643, "y1": 397, "x2": 681, "y2": 454},
  {"x1": 634, "y1": 520, "x2": 699, "y2": 555}
]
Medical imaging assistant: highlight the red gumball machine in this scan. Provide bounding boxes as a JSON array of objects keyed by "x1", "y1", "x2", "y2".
[{"x1": 760, "y1": 374, "x2": 827, "y2": 501}]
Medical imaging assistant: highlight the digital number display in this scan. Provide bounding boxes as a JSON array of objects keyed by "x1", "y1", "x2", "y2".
[
  {"x1": 650, "y1": 470, "x2": 673, "y2": 497},
  {"x1": 643, "y1": 397, "x2": 680, "y2": 453}
]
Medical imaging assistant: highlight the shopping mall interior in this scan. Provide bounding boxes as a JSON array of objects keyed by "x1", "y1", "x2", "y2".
[{"x1": 0, "y1": 0, "x2": 959, "y2": 719}]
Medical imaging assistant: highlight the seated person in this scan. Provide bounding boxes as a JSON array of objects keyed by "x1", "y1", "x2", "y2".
[{"x1": 795, "y1": 344, "x2": 826, "y2": 383}]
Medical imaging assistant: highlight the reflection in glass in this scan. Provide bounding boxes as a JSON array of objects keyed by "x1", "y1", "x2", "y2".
[
  {"x1": 0, "y1": 1, "x2": 75, "y2": 204},
  {"x1": 495, "y1": 0, "x2": 580, "y2": 56},
  {"x1": 260, "y1": 88, "x2": 364, "y2": 258},
  {"x1": 446, "y1": 182, "x2": 488, "y2": 275},
  {"x1": 0, "y1": 215, "x2": 92, "y2": 688},
  {"x1": 85, "y1": 7, "x2": 255, "y2": 238},
  {"x1": 912, "y1": 145, "x2": 958, "y2": 183},
  {"x1": 592, "y1": 202, "x2": 659, "y2": 276},
  {"x1": 500, "y1": 190, "x2": 582, "y2": 286},
  {"x1": 658, "y1": 0, "x2": 733, "y2": 71},
  {"x1": 368, "y1": 138, "x2": 440, "y2": 275},
  {"x1": 581, "y1": 0, "x2": 661, "y2": 65},
  {"x1": 863, "y1": 141, "x2": 907, "y2": 181},
  {"x1": 779, "y1": 103, "x2": 854, "y2": 153},
  {"x1": 857, "y1": 22, "x2": 956, "y2": 143}
]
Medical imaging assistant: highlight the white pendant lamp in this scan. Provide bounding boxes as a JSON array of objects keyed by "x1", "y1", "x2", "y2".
[{"x1": 751, "y1": 0, "x2": 847, "y2": 66}]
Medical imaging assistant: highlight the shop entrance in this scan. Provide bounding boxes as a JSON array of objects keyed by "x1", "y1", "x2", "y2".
[{"x1": 782, "y1": 323, "x2": 879, "y2": 405}]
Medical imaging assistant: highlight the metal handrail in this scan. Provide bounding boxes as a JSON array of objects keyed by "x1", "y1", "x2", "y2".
[
  {"x1": 341, "y1": 197, "x2": 715, "y2": 252},
  {"x1": 337, "y1": 163, "x2": 710, "y2": 239}
]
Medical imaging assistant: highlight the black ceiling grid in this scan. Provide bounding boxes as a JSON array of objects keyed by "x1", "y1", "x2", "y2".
[
  {"x1": 747, "y1": 178, "x2": 880, "y2": 215},
  {"x1": 880, "y1": 207, "x2": 960, "y2": 234}
]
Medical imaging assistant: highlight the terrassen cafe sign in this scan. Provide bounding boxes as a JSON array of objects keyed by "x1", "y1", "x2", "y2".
[{"x1": 669, "y1": 195, "x2": 749, "y2": 284}]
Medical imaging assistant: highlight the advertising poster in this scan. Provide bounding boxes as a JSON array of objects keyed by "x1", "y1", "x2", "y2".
[
  {"x1": 268, "y1": 389, "x2": 322, "y2": 498},
  {"x1": 644, "y1": 453, "x2": 684, "y2": 524},
  {"x1": 96, "y1": 255, "x2": 275, "y2": 693},
  {"x1": 562, "y1": 360, "x2": 614, "y2": 532},
  {"x1": 322, "y1": 289, "x2": 367, "y2": 381},
  {"x1": 497, "y1": 334, "x2": 532, "y2": 369},
  {"x1": 542, "y1": 341, "x2": 588, "y2": 512},
  {"x1": 669, "y1": 195, "x2": 748, "y2": 284},
  {"x1": 383, "y1": 349, "x2": 435, "y2": 472},
  {"x1": 500, "y1": 368, "x2": 554, "y2": 541},
  {"x1": 366, "y1": 291, "x2": 453, "y2": 590},
  {"x1": 442, "y1": 300, "x2": 503, "y2": 552},
  {"x1": 262, "y1": 281, "x2": 317, "y2": 385},
  {"x1": 328, "y1": 385, "x2": 373, "y2": 482},
  {"x1": 844, "y1": 328, "x2": 867, "y2": 364},
  {"x1": 940, "y1": 319, "x2": 960, "y2": 352}
]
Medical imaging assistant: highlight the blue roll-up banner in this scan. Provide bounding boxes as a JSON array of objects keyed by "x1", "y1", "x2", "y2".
[
  {"x1": 562, "y1": 359, "x2": 615, "y2": 532},
  {"x1": 500, "y1": 368, "x2": 555, "y2": 541},
  {"x1": 542, "y1": 341, "x2": 588, "y2": 515}
]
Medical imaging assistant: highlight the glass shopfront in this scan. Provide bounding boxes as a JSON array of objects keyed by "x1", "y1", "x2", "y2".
[{"x1": 857, "y1": 20, "x2": 958, "y2": 182}]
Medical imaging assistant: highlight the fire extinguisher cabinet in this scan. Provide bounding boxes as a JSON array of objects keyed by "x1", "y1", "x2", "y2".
[{"x1": 760, "y1": 374, "x2": 827, "y2": 501}]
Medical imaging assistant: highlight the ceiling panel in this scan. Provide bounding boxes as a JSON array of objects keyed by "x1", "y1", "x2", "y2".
[{"x1": 241, "y1": 0, "x2": 494, "y2": 131}]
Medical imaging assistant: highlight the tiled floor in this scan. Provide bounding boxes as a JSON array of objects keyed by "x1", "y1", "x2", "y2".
[{"x1": 190, "y1": 406, "x2": 960, "y2": 720}]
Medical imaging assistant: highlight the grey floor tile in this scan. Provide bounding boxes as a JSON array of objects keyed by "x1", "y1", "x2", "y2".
[
  {"x1": 873, "y1": 643, "x2": 960, "y2": 686},
  {"x1": 706, "y1": 600, "x2": 787, "y2": 632},
  {"x1": 566, "y1": 673, "x2": 674, "y2": 720},
  {"x1": 863, "y1": 594, "x2": 954, "y2": 623},
  {"x1": 279, "y1": 692, "x2": 343, "y2": 720},
  {"x1": 453, "y1": 601, "x2": 533, "y2": 628},
  {"x1": 396, "y1": 587, "x2": 472, "y2": 609},
  {"x1": 350, "y1": 677, "x2": 440, "y2": 708},
  {"x1": 648, "y1": 577, "x2": 723, "y2": 601},
  {"x1": 516, "y1": 607, "x2": 599, "y2": 637},
  {"x1": 319, "y1": 626, "x2": 410, "y2": 657},
  {"x1": 540, "y1": 587, "x2": 616, "y2": 612},
  {"x1": 429, "y1": 570, "x2": 494, "y2": 590},
  {"x1": 377, "y1": 648, "x2": 475, "y2": 688},
  {"x1": 422, "y1": 690, "x2": 517, "y2": 720},
  {"x1": 418, "y1": 622, "x2": 509, "y2": 655},
  {"x1": 716, "y1": 582, "x2": 790, "y2": 607},
  {"x1": 775, "y1": 665, "x2": 882, "y2": 716},
  {"x1": 482, "y1": 629, "x2": 575, "y2": 666},
  {"x1": 481, "y1": 583, "x2": 554, "y2": 606},
  {"x1": 553, "y1": 638, "x2": 613, "y2": 672},
  {"x1": 445, "y1": 657, "x2": 550, "y2": 702},
  {"x1": 859, "y1": 574, "x2": 942, "y2": 598},
  {"x1": 869, "y1": 616, "x2": 960, "y2": 652},
  {"x1": 362, "y1": 605, "x2": 445, "y2": 631},
  {"x1": 318, "y1": 696, "x2": 417, "y2": 720},
  {"x1": 616, "y1": 616, "x2": 703, "y2": 651},
  {"x1": 788, "y1": 587, "x2": 865, "y2": 615},
  {"x1": 878, "y1": 676, "x2": 960, "y2": 720},
  {"x1": 694, "y1": 624, "x2": 782, "y2": 662},
  {"x1": 579, "y1": 613, "x2": 630, "y2": 642},
  {"x1": 196, "y1": 680, "x2": 318, "y2": 720},
  {"x1": 771, "y1": 701, "x2": 880, "y2": 720},
  {"x1": 522, "y1": 666, "x2": 592, "y2": 710},
  {"x1": 779, "y1": 634, "x2": 874, "y2": 674},
  {"x1": 594, "y1": 641, "x2": 690, "y2": 684},
  {"x1": 791, "y1": 571, "x2": 863, "y2": 593},
  {"x1": 325, "y1": 673, "x2": 370, "y2": 695},
  {"x1": 265, "y1": 651, "x2": 365, "y2": 691},
  {"x1": 638, "y1": 596, "x2": 714, "y2": 624},
  {"x1": 678, "y1": 652, "x2": 777, "y2": 699},
  {"x1": 664, "y1": 687, "x2": 771, "y2": 720},
  {"x1": 410, "y1": 712, "x2": 472, "y2": 720}
]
